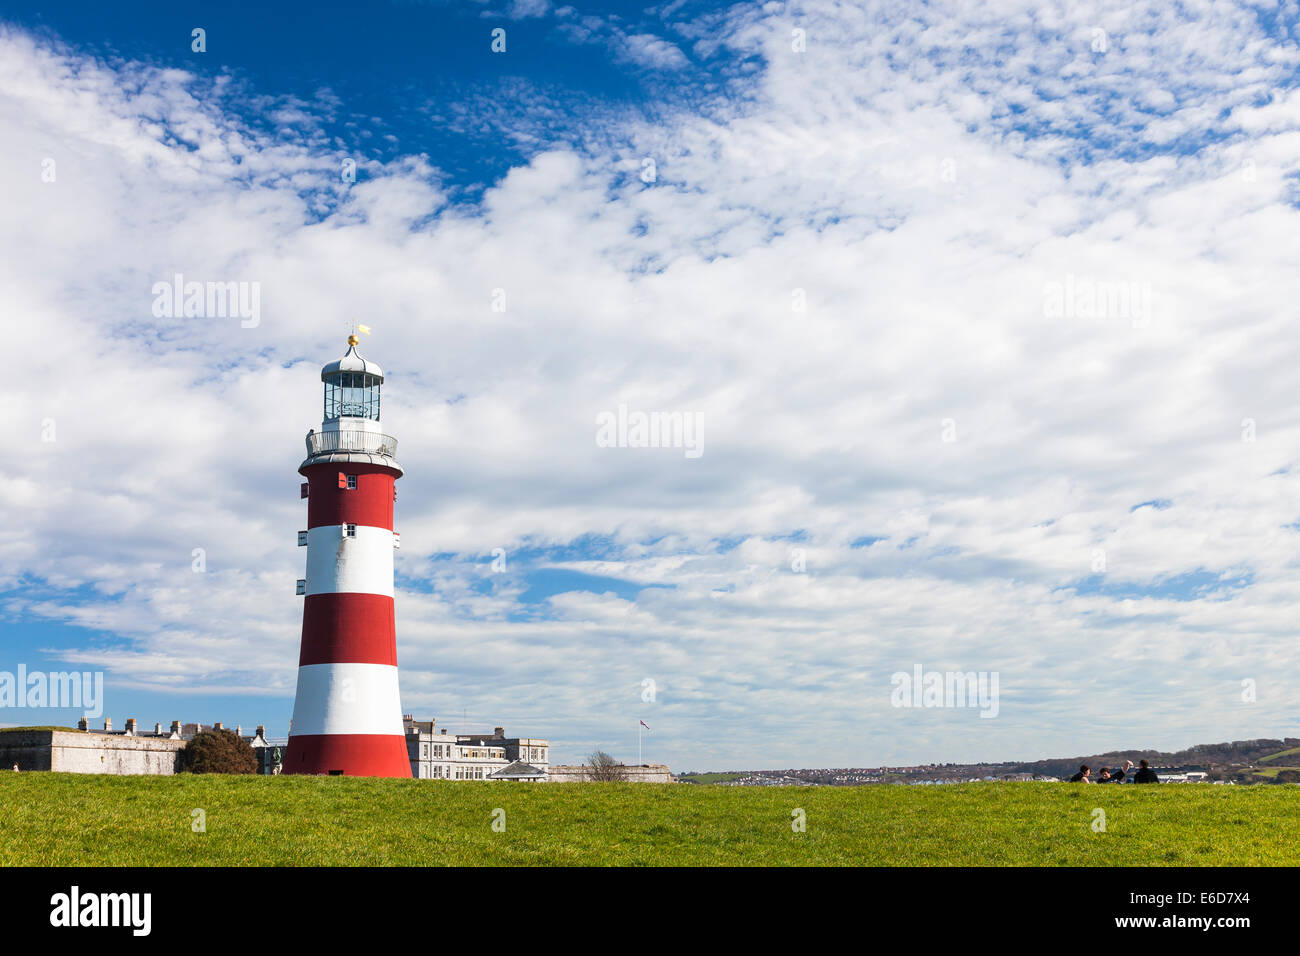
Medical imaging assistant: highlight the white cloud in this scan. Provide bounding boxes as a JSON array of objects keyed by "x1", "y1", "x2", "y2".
[
  {"x1": 507, "y1": 0, "x2": 551, "y2": 19},
  {"x1": 617, "y1": 33, "x2": 689, "y2": 70},
  {"x1": 2, "y1": 3, "x2": 1300, "y2": 768}
]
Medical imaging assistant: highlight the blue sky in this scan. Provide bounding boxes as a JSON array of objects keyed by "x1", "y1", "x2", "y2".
[
  {"x1": 3, "y1": 1, "x2": 1300, "y2": 770},
  {"x1": 0, "y1": 0, "x2": 742, "y2": 196}
]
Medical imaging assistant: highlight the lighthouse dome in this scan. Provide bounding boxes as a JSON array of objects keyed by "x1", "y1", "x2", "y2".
[{"x1": 320, "y1": 343, "x2": 384, "y2": 382}]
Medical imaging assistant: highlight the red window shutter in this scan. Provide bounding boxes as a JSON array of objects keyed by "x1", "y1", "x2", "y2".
[
  {"x1": 338, "y1": 472, "x2": 348, "y2": 489},
  {"x1": 300, "y1": 482, "x2": 309, "y2": 499}
]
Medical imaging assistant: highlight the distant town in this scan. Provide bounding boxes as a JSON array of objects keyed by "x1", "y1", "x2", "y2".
[{"x1": 678, "y1": 737, "x2": 1300, "y2": 787}]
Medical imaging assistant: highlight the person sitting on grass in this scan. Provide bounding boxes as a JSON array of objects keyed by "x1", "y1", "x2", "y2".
[
  {"x1": 1097, "y1": 768, "x2": 1111, "y2": 782},
  {"x1": 1068, "y1": 764, "x2": 1093, "y2": 782},
  {"x1": 1133, "y1": 759, "x2": 1160, "y2": 784},
  {"x1": 1110, "y1": 760, "x2": 1134, "y2": 783}
]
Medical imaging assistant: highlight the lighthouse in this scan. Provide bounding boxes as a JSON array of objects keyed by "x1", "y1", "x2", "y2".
[{"x1": 284, "y1": 335, "x2": 411, "y2": 777}]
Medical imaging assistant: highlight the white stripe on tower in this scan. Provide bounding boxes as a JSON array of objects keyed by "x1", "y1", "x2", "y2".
[
  {"x1": 289, "y1": 663, "x2": 406, "y2": 736},
  {"x1": 303, "y1": 525, "x2": 395, "y2": 596}
]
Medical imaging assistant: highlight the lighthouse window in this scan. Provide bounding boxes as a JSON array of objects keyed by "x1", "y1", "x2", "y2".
[
  {"x1": 323, "y1": 372, "x2": 382, "y2": 421},
  {"x1": 345, "y1": 524, "x2": 357, "y2": 537},
  {"x1": 346, "y1": 475, "x2": 357, "y2": 490}
]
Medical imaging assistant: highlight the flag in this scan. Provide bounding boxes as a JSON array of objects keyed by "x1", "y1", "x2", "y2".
[
  {"x1": 640, "y1": 720, "x2": 651, "y2": 730},
  {"x1": 356, "y1": 324, "x2": 371, "y2": 335}
]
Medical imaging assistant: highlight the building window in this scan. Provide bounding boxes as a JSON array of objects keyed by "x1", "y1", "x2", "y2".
[
  {"x1": 346, "y1": 523, "x2": 357, "y2": 537},
  {"x1": 346, "y1": 475, "x2": 357, "y2": 490}
]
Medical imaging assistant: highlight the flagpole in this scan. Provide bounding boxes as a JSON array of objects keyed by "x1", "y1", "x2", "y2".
[{"x1": 638, "y1": 721, "x2": 642, "y2": 766}]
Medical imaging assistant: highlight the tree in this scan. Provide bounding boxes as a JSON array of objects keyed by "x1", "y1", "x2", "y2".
[
  {"x1": 586, "y1": 750, "x2": 628, "y2": 782},
  {"x1": 181, "y1": 729, "x2": 258, "y2": 774}
]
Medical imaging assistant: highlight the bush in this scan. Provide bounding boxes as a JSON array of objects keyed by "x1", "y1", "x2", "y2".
[
  {"x1": 586, "y1": 750, "x2": 628, "y2": 782},
  {"x1": 180, "y1": 729, "x2": 258, "y2": 774}
]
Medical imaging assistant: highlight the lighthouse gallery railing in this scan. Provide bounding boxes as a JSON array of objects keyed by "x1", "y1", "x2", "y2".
[{"x1": 305, "y1": 429, "x2": 399, "y2": 459}]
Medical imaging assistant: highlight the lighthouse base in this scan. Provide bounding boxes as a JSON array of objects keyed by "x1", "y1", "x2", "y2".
[{"x1": 284, "y1": 734, "x2": 412, "y2": 778}]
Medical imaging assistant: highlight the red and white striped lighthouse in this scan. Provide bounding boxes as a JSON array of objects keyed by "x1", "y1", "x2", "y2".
[{"x1": 285, "y1": 334, "x2": 411, "y2": 777}]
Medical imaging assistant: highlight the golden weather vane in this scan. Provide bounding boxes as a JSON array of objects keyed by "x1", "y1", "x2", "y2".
[{"x1": 347, "y1": 321, "x2": 371, "y2": 347}]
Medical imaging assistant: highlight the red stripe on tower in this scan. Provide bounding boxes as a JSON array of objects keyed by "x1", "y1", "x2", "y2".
[
  {"x1": 284, "y1": 334, "x2": 411, "y2": 777},
  {"x1": 299, "y1": 594, "x2": 397, "y2": 667}
]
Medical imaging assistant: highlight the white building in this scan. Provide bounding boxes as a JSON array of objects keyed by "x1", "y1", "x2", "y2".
[{"x1": 404, "y1": 717, "x2": 549, "y2": 781}]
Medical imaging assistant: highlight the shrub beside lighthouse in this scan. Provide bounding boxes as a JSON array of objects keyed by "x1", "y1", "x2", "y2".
[{"x1": 284, "y1": 335, "x2": 411, "y2": 777}]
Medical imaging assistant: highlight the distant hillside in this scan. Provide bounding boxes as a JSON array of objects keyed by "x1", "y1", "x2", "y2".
[
  {"x1": 678, "y1": 736, "x2": 1300, "y2": 786},
  {"x1": 1008, "y1": 737, "x2": 1300, "y2": 781}
]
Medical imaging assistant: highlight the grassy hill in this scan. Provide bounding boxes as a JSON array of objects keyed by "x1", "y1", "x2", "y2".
[
  {"x1": 1007, "y1": 737, "x2": 1300, "y2": 781},
  {"x1": 1258, "y1": 746, "x2": 1300, "y2": 764},
  {"x1": 677, "y1": 771, "x2": 747, "y2": 784},
  {"x1": 2, "y1": 772, "x2": 1298, "y2": 866}
]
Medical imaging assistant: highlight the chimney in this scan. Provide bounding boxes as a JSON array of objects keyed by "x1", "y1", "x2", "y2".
[
  {"x1": 170, "y1": 720, "x2": 181, "y2": 739},
  {"x1": 124, "y1": 718, "x2": 137, "y2": 736},
  {"x1": 77, "y1": 716, "x2": 88, "y2": 731},
  {"x1": 214, "y1": 722, "x2": 224, "y2": 732},
  {"x1": 494, "y1": 727, "x2": 505, "y2": 738},
  {"x1": 103, "y1": 717, "x2": 112, "y2": 732},
  {"x1": 154, "y1": 723, "x2": 163, "y2": 736},
  {"x1": 235, "y1": 725, "x2": 242, "y2": 737},
  {"x1": 255, "y1": 725, "x2": 266, "y2": 739}
]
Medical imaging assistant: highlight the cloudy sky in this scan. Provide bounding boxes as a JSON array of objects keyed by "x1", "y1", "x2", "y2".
[{"x1": 2, "y1": 0, "x2": 1299, "y2": 770}]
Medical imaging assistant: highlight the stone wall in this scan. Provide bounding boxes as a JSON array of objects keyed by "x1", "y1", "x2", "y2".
[
  {"x1": 545, "y1": 763, "x2": 674, "y2": 783},
  {"x1": 0, "y1": 730, "x2": 185, "y2": 775},
  {"x1": 0, "y1": 730, "x2": 56, "y2": 771}
]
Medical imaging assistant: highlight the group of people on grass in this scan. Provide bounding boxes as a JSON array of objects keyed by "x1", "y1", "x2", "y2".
[{"x1": 1068, "y1": 759, "x2": 1161, "y2": 783}]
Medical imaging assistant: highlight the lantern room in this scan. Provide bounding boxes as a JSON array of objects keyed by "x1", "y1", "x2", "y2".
[{"x1": 321, "y1": 335, "x2": 384, "y2": 422}]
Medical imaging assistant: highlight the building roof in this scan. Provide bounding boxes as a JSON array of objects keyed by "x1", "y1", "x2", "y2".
[
  {"x1": 488, "y1": 760, "x2": 547, "y2": 780},
  {"x1": 321, "y1": 344, "x2": 384, "y2": 382}
]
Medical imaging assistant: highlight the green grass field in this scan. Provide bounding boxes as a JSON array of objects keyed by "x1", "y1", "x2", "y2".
[
  {"x1": 2, "y1": 773, "x2": 1297, "y2": 866},
  {"x1": 678, "y1": 772, "x2": 747, "y2": 784},
  {"x1": 1259, "y1": 746, "x2": 1300, "y2": 763},
  {"x1": 1246, "y1": 766, "x2": 1300, "y2": 779}
]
